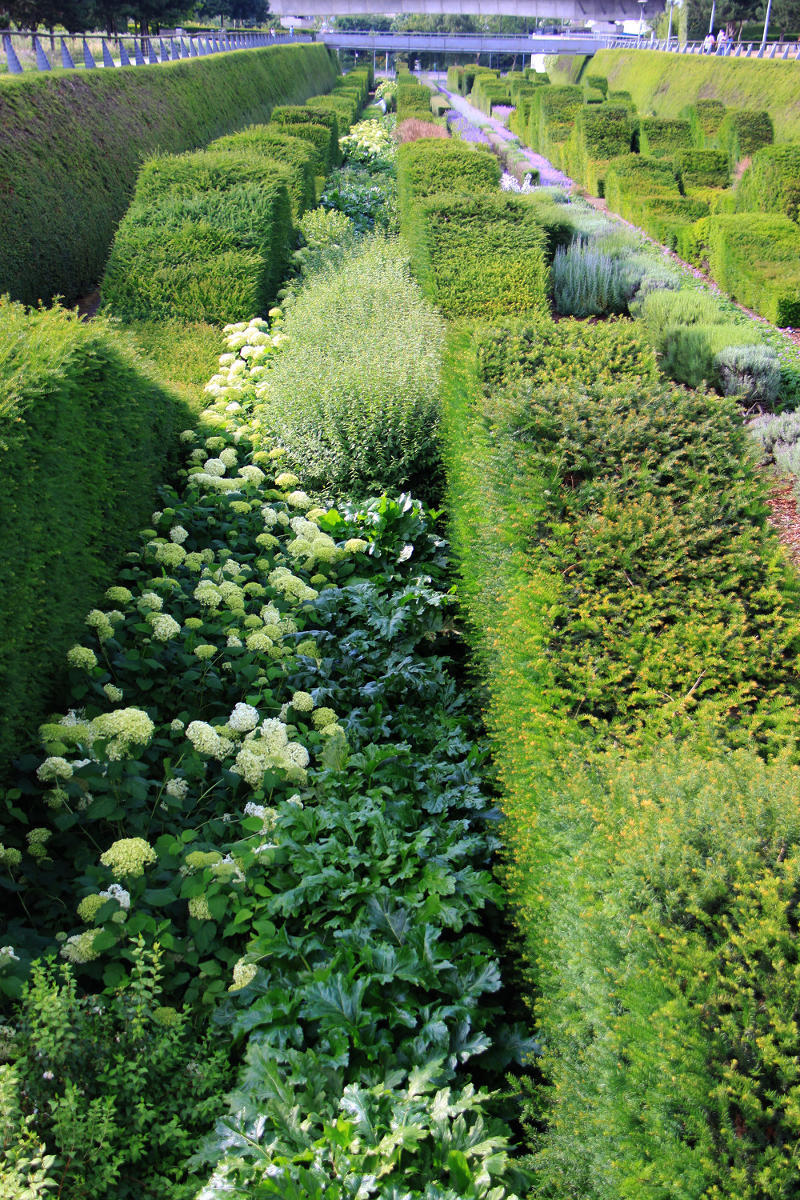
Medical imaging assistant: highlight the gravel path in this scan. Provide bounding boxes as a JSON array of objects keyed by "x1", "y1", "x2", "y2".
[{"x1": 432, "y1": 84, "x2": 574, "y2": 190}]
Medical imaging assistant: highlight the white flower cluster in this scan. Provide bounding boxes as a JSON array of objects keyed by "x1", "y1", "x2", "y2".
[
  {"x1": 286, "y1": 515, "x2": 340, "y2": 570},
  {"x1": 89, "y1": 708, "x2": 155, "y2": 760},
  {"x1": 99, "y1": 837, "x2": 157, "y2": 879},
  {"x1": 500, "y1": 171, "x2": 538, "y2": 194},
  {"x1": 231, "y1": 717, "x2": 310, "y2": 788},
  {"x1": 186, "y1": 720, "x2": 233, "y2": 760},
  {"x1": 203, "y1": 318, "x2": 284, "y2": 405}
]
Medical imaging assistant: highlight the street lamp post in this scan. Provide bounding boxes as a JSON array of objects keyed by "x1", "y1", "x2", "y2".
[
  {"x1": 666, "y1": 0, "x2": 674, "y2": 48},
  {"x1": 637, "y1": 0, "x2": 647, "y2": 43},
  {"x1": 761, "y1": 0, "x2": 774, "y2": 50}
]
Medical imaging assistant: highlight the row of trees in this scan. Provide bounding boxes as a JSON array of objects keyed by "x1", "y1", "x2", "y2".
[
  {"x1": 0, "y1": 0, "x2": 269, "y2": 34},
  {"x1": 660, "y1": 0, "x2": 800, "y2": 39}
]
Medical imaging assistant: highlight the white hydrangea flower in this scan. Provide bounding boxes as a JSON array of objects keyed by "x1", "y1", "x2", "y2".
[
  {"x1": 291, "y1": 691, "x2": 314, "y2": 713},
  {"x1": 99, "y1": 837, "x2": 156, "y2": 879},
  {"x1": 169, "y1": 525, "x2": 189, "y2": 545},
  {"x1": 186, "y1": 721, "x2": 232, "y2": 760},
  {"x1": 66, "y1": 646, "x2": 97, "y2": 670},
  {"x1": 229, "y1": 959, "x2": 258, "y2": 991},
  {"x1": 165, "y1": 777, "x2": 189, "y2": 800},
  {"x1": 229, "y1": 703, "x2": 260, "y2": 733},
  {"x1": 146, "y1": 613, "x2": 180, "y2": 642},
  {"x1": 89, "y1": 708, "x2": 155, "y2": 760},
  {"x1": 99, "y1": 883, "x2": 131, "y2": 910},
  {"x1": 37, "y1": 757, "x2": 73, "y2": 782},
  {"x1": 203, "y1": 458, "x2": 226, "y2": 477},
  {"x1": 137, "y1": 591, "x2": 163, "y2": 613},
  {"x1": 219, "y1": 447, "x2": 238, "y2": 468}
]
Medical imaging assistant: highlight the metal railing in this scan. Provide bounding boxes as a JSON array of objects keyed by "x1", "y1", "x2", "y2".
[
  {"x1": 1, "y1": 29, "x2": 310, "y2": 74},
  {"x1": 651, "y1": 35, "x2": 800, "y2": 56}
]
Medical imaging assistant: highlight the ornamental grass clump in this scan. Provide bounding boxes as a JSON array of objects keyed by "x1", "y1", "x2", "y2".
[{"x1": 255, "y1": 236, "x2": 445, "y2": 499}]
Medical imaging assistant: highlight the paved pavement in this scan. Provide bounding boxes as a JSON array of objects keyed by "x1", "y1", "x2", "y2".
[{"x1": 431, "y1": 82, "x2": 575, "y2": 189}]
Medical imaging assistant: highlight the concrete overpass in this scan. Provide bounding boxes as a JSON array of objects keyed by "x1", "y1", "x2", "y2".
[
  {"x1": 319, "y1": 30, "x2": 650, "y2": 54},
  {"x1": 276, "y1": 0, "x2": 663, "y2": 21}
]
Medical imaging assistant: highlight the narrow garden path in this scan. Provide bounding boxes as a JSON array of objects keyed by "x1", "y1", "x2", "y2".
[{"x1": 431, "y1": 81, "x2": 574, "y2": 189}]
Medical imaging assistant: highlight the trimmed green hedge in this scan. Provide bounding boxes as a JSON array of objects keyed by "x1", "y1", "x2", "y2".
[
  {"x1": 734, "y1": 143, "x2": 800, "y2": 219},
  {"x1": 685, "y1": 98, "x2": 728, "y2": 146},
  {"x1": 718, "y1": 108, "x2": 774, "y2": 165},
  {"x1": 101, "y1": 150, "x2": 293, "y2": 324},
  {"x1": 0, "y1": 44, "x2": 338, "y2": 307},
  {"x1": 528, "y1": 84, "x2": 584, "y2": 160},
  {"x1": 638, "y1": 116, "x2": 692, "y2": 158},
  {"x1": 397, "y1": 138, "x2": 500, "y2": 207},
  {"x1": 674, "y1": 148, "x2": 730, "y2": 189},
  {"x1": 697, "y1": 213, "x2": 800, "y2": 326},
  {"x1": 210, "y1": 125, "x2": 317, "y2": 218},
  {"x1": 0, "y1": 298, "x2": 192, "y2": 770},
  {"x1": 271, "y1": 103, "x2": 341, "y2": 169},
  {"x1": 564, "y1": 104, "x2": 632, "y2": 195},
  {"x1": 404, "y1": 192, "x2": 549, "y2": 318},
  {"x1": 271, "y1": 121, "x2": 334, "y2": 174},
  {"x1": 470, "y1": 75, "x2": 512, "y2": 115},
  {"x1": 397, "y1": 76, "x2": 435, "y2": 121}
]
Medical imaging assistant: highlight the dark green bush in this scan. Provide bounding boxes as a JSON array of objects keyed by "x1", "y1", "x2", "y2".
[
  {"x1": 273, "y1": 121, "x2": 334, "y2": 174},
  {"x1": 735, "y1": 144, "x2": 800, "y2": 220},
  {"x1": 210, "y1": 125, "x2": 317, "y2": 217},
  {"x1": 397, "y1": 76, "x2": 435, "y2": 121},
  {"x1": 0, "y1": 44, "x2": 337, "y2": 307},
  {"x1": 638, "y1": 116, "x2": 692, "y2": 157},
  {"x1": 397, "y1": 138, "x2": 500, "y2": 207},
  {"x1": 685, "y1": 97, "x2": 728, "y2": 146},
  {"x1": 718, "y1": 108, "x2": 774, "y2": 165},
  {"x1": 271, "y1": 103, "x2": 340, "y2": 168},
  {"x1": 470, "y1": 75, "x2": 512, "y2": 115},
  {"x1": 674, "y1": 148, "x2": 729, "y2": 189},
  {"x1": 102, "y1": 150, "x2": 293, "y2": 323},
  {"x1": 469, "y1": 316, "x2": 657, "y2": 391},
  {"x1": 404, "y1": 192, "x2": 550, "y2": 318},
  {"x1": 703, "y1": 212, "x2": 800, "y2": 326},
  {"x1": 0, "y1": 298, "x2": 192, "y2": 770}
]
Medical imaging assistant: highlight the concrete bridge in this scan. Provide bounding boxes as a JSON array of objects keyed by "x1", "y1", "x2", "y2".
[
  {"x1": 276, "y1": 0, "x2": 663, "y2": 22},
  {"x1": 319, "y1": 29, "x2": 648, "y2": 55}
]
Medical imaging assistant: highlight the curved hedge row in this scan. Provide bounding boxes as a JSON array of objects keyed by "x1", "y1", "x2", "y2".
[{"x1": 0, "y1": 43, "x2": 338, "y2": 307}]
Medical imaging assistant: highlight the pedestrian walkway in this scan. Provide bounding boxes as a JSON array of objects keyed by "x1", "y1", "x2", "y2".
[{"x1": 431, "y1": 82, "x2": 574, "y2": 190}]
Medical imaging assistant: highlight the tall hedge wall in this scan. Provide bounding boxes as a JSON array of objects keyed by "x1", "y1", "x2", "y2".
[
  {"x1": 0, "y1": 43, "x2": 338, "y2": 307},
  {"x1": 578, "y1": 49, "x2": 800, "y2": 144},
  {"x1": 0, "y1": 299, "x2": 193, "y2": 772}
]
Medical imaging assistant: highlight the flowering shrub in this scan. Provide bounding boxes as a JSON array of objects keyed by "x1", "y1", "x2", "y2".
[{"x1": 339, "y1": 116, "x2": 396, "y2": 170}]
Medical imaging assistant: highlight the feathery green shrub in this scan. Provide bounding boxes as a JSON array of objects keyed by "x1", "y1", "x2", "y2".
[
  {"x1": 716, "y1": 342, "x2": 781, "y2": 405},
  {"x1": 552, "y1": 240, "x2": 629, "y2": 316},
  {"x1": 685, "y1": 97, "x2": 728, "y2": 145},
  {"x1": 255, "y1": 237, "x2": 444, "y2": 498}
]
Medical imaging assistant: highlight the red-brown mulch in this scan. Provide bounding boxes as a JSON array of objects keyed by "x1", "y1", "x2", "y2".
[{"x1": 766, "y1": 475, "x2": 800, "y2": 567}]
